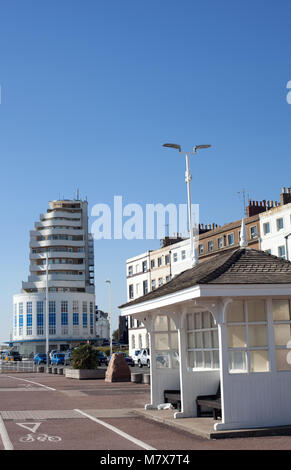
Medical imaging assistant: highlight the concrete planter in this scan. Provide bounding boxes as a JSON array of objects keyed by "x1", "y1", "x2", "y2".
[{"x1": 64, "y1": 368, "x2": 106, "y2": 380}]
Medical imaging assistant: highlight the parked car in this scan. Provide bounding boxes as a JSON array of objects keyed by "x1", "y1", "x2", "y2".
[
  {"x1": 33, "y1": 353, "x2": 47, "y2": 365},
  {"x1": 131, "y1": 349, "x2": 141, "y2": 365},
  {"x1": 4, "y1": 351, "x2": 22, "y2": 362},
  {"x1": 137, "y1": 348, "x2": 150, "y2": 368},
  {"x1": 108, "y1": 351, "x2": 134, "y2": 367},
  {"x1": 49, "y1": 349, "x2": 59, "y2": 361},
  {"x1": 96, "y1": 350, "x2": 108, "y2": 366},
  {"x1": 51, "y1": 353, "x2": 65, "y2": 366}
]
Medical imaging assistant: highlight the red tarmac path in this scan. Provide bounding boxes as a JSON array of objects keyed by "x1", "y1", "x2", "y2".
[{"x1": 1, "y1": 372, "x2": 291, "y2": 450}]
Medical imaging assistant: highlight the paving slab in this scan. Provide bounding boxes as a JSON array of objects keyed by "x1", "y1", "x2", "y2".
[{"x1": 133, "y1": 409, "x2": 291, "y2": 440}]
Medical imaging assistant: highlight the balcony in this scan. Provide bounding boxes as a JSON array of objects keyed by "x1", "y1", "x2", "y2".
[
  {"x1": 22, "y1": 279, "x2": 85, "y2": 290},
  {"x1": 42, "y1": 211, "x2": 81, "y2": 220},
  {"x1": 30, "y1": 263, "x2": 85, "y2": 272},
  {"x1": 30, "y1": 251, "x2": 85, "y2": 260},
  {"x1": 27, "y1": 273, "x2": 85, "y2": 282},
  {"x1": 30, "y1": 239, "x2": 85, "y2": 248},
  {"x1": 35, "y1": 219, "x2": 82, "y2": 229},
  {"x1": 31, "y1": 228, "x2": 84, "y2": 237}
]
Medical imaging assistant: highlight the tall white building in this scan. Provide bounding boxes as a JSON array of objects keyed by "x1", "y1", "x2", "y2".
[{"x1": 12, "y1": 199, "x2": 96, "y2": 355}]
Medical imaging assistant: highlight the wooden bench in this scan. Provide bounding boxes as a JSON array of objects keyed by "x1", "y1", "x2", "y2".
[
  {"x1": 164, "y1": 389, "x2": 181, "y2": 410},
  {"x1": 196, "y1": 384, "x2": 221, "y2": 420}
]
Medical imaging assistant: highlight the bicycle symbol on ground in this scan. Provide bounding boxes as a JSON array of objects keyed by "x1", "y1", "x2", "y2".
[{"x1": 20, "y1": 433, "x2": 61, "y2": 443}]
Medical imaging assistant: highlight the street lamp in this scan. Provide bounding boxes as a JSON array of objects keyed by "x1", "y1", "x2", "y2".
[
  {"x1": 163, "y1": 142, "x2": 211, "y2": 266},
  {"x1": 45, "y1": 251, "x2": 50, "y2": 368},
  {"x1": 105, "y1": 280, "x2": 113, "y2": 356}
]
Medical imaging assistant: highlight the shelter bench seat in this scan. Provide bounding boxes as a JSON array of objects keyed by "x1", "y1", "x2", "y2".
[
  {"x1": 196, "y1": 384, "x2": 221, "y2": 420},
  {"x1": 164, "y1": 390, "x2": 181, "y2": 410}
]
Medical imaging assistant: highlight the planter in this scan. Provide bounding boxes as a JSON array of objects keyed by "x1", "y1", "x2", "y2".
[
  {"x1": 142, "y1": 373, "x2": 150, "y2": 385},
  {"x1": 131, "y1": 373, "x2": 142, "y2": 383},
  {"x1": 64, "y1": 368, "x2": 106, "y2": 380}
]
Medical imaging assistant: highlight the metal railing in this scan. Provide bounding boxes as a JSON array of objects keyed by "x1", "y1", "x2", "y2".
[{"x1": 0, "y1": 359, "x2": 35, "y2": 373}]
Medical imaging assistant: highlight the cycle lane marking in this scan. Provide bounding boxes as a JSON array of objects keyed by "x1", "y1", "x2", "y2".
[
  {"x1": 0, "y1": 415, "x2": 13, "y2": 450},
  {"x1": 5, "y1": 375, "x2": 56, "y2": 391},
  {"x1": 74, "y1": 409, "x2": 156, "y2": 451}
]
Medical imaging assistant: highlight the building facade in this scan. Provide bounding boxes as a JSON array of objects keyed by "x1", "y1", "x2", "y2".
[
  {"x1": 260, "y1": 188, "x2": 291, "y2": 260},
  {"x1": 12, "y1": 199, "x2": 96, "y2": 355}
]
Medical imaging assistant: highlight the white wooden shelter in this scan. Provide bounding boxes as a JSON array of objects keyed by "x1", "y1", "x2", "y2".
[{"x1": 120, "y1": 248, "x2": 291, "y2": 430}]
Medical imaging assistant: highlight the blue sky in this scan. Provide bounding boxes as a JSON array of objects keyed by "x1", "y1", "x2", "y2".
[{"x1": 0, "y1": 0, "x2": 291, "y2": 341}]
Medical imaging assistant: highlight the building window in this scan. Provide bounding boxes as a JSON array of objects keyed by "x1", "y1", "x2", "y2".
[
  {"x1": 61, "y1": 301, "x2": 68, "y2": 335},
  {"x1": 158, "y1": 257, "x2": 162, "y2": 267},
  {"x1": 273, "y1": 300, "x2": 291, "y2": 370},
  {"x1": 263, "y1": 222, "x2": 270, "y2": 235},
  {"x1": 151, "y1": 279, "x2": 156, "y2": 290},
  {"x1": 158, "y1": 277, "x2": 163, "y2": 287},
  {"x1": 83, "y1": 302, "x2": 88, "y2": 328},
  {"x1": 73, "y1": 312, "x2": 79, "y2": 326},
  {"x1": 138, "y1": 334, "x2": 142, "y2": 349},
  {"x1": 128, "y1": 265, "x2": 133, "y2": 277},
  {"x1": 143, "y1": 280, "x2": 148, "y2": 295},
  {"x1": 199, "y1": 244, "x2": 204, "y2": 255},
  {"x1": 131, "y1": 334, "x2": 136, "y2": 349},
  {"x1": 26, "y1": 302, "x2": 32, "y2": 314},
  {"x1": 37, "y1": 301, "x2": 44, "y2": 335},
  {"x1": 165, "y1": 255, "x2": 170, "y2": 265},
  {"x1": 187, "y1": 311, "x2": 219, "y2": 369},
  {"x1": 218, "y1": 237, "x2": 224, "y2": 249},
  {"x1": 166, "y1": 275, "x2": 171, "y2": 282},
  {"x1": 250, "y1": 226, "x2": 258, "y2": 239},
  {"x1": 208, "y1": 241, "x2": 214, "y2": 252},
  {"x1": 278, "y1": 246, "x2": 286, "y2": 259},
  {"x1": 49, "y1": 301, "x2": 56, "y2": 335},
  {"x1": 142, "y1": 261, "x2": 147, "y2": 273},
  {"x1": 173, "y1": 253, "x2": 178, "y2": 263},
  {"x1": 181, "y1": 250, "x2": 186, "y2": 260},
  {"x1": 154, "y1": 315, "x2": 179, "y2": 369},
  {"x1": 277, "y1": 218, "x2": 284, "y2": 231},
  {"x1": 265, "y1": 249, "x2": 272, "y2": 255},
  {"x1": 151, "y1": 260, "x2": 155, "y2": 269},
  {"x1": 228, "y1": 233, "x2": 235, "y2": 245},
  {"x1": 129, "y1": 284, "x2": 134, "y2": 299},
  {"x1": 226, "y1": 300, "x2": 269, "y2": 374},
  {"x1": 26, "y1": 314, "x2": 32, "y2": 336}
]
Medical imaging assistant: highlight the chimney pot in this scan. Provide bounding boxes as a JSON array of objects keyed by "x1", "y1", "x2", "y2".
[{"x1": 283, "y1": 187, "x2": 286, "y2": 193}]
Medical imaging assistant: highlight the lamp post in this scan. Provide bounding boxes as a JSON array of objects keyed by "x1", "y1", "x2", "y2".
[
  {"x1": 106, "y1": 280, "x2": 112, "y2": 356},
  {"x1": 45, "y1": 251, "x2": 49, "y2": 368},
  {"x1": 163, "y1": 143, "x2": 211, "y2": 266}
]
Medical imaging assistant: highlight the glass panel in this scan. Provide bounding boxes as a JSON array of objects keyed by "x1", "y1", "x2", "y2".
[
  {"x1": 154, "y1": 315, "x2": 168, "y2": 331},
  {"x1": 202, "y1": 312, "x2": 211, "y2": 329},
  {"x1": 187, "y1": 314, "x2": 194, "y2": 330},
  {"x1": 213, "y1": 350, "x2": 220, "y2": 369},
  {"x1": 248, "y1": 325, "x2": 267, "y2": 347},
  {"x1": 194, "y1": 313, "x2": 201, "y2": 330},
  {"x1": 171, "y1": 351, "x2": 179, "y2": 368},
  {"x1": 203, "y1": 331, "x2": 212, "y2": 348},
  {"x1": 247, "y1": 300, "x2": 266, "y2": 322},
  {"x1": 274, "y1": 324, "x2": 291, "y2": 346},
  {"x1": 194, "y1": 351, "x2": 203, "y2": 368},
  {"x1": 276, "y1": 349, "x2": 291, "y2": 371},
  {"x1": 204, "y1": 351, "x2": 212, "y2": 368},
  {"x1": 188, "y1": 351, "x2": 195, "y2": 368},
  {"x1": 156, "y1": 352, "x2": 169, "y2": 368},
  {"x1": 187, "y1": 332, "x2": 195, "y2": 348},
  {"x1": 227, "y1": 326, "x2": 246, "y2": 348},
  {"x1": 170, "y1": 332, "x2": 178, "y2": 349},
  {"x1": 229, "y1": 350, "x2": 247, "y2": 373},
  {"x1": 194, "y1": 332, "x2": 203, "y2": 348},
  {"x1": 212, "y1": 330, "x2": 219, "y2": 348},
  {"x1": 250, "y1": 350, "x2": 269, "y2": 372},
  {"x1": 169, "y1": 318, "x2": 177, "y2": 331},
  {"x1": 155, "y1": 333, "x2": 169, "y2": 350},
  {"x1": 227, "y1": 301, "x2": 245, "y2": 323},
  {"x1": 273, "y1": 300, "x2": 291, "y2": 321}
]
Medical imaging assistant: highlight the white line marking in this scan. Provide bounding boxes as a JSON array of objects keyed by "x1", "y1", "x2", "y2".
[
  {"x1": 16, "y1": 422, "x2": 42, "y2": 433},
  {"x1": 74, "y1": 409, "x2": 156, "y2": 451},
  {"x1": 5, "y1": 375, "x2": 55, "y2": 391},
  {"x1": 0, "y1": 415, "x2": 13, "y2": 450}
]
